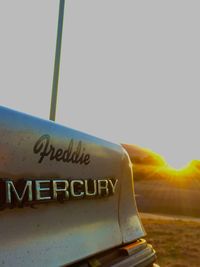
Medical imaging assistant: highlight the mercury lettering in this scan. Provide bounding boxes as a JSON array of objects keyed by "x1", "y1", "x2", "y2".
[{"x1": 0, "y1": 178, "x2": 118, "y2": 208}]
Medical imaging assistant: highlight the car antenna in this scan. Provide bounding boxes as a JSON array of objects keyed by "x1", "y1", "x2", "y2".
[{"x1": 49, "y1": 0, "x2": 65, "y2": 122}]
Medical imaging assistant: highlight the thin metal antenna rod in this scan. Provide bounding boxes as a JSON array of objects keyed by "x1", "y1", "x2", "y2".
[{"x1": 50, "y1": 0, "x2": 65, "y2": 121}]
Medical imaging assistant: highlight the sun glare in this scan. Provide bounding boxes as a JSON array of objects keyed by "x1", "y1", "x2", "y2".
[
  {"x1": 164, "y1": 160, "x2": 187, "y2": 170},
  {"x1": 155, "y1": 154, "x2": 194, "y2": 179},
  {"x1": 166, "y1": 163, "x2": 188, "y2": 172},
  {"x1": 161, "y1": 159, "x2": 193, "y2": 179}
]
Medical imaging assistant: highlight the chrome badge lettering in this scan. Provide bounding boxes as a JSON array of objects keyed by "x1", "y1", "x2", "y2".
[
  {"x1": 0, "y1": 178, "x2": 118, "y2": 208},
  {"x1": 33, "y1": 135, "x2": 90, "y2": 165}
]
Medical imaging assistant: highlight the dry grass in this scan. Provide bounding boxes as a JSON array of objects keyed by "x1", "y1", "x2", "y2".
[
  {"x1": 135, "y1": 181, "x2": 200, "y2": 218},
  {"x1": 141, "y1": 216, "x2": 200, "y2": 267}
]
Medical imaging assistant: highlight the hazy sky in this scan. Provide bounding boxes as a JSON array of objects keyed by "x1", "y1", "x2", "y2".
[{"x1": 1, "y1": 1, "x2": 200, "y2": 168}]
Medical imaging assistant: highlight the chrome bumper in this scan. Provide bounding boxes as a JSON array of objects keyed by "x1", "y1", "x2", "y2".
[{"x1": 68, "y1": 239, "x2": 157, "y2": 267}]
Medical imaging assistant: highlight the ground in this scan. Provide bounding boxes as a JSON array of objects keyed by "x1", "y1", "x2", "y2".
[{"x1": 140, "y1": 214, "x2": 200, "y2": 267}]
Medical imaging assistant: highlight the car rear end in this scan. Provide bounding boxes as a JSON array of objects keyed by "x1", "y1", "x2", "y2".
[{"x1": 0, "y1": 106, "x2": 158, "y2": 267}]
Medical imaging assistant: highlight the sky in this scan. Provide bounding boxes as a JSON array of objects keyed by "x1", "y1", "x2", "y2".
[{"x1": 0, "y1": 1, "x2": 200, "y2": 169}]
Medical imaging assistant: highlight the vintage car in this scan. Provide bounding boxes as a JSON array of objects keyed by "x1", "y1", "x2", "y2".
[{"x1": 0, "y1": 106, "x2": 158, "y2": 266}]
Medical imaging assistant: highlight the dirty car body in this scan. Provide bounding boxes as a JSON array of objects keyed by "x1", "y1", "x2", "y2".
[{"x1": 0, "y1": 106, "x2": 157, "y2": 266}]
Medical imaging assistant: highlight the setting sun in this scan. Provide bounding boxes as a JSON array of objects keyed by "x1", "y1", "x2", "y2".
[
  {"x1": 163, "y1": 158, "x2": 189, "y2": 171},
  {"x1": 161, "y1": 164, "x2": 191, "y2": 178},
  {"x1": 123, "y1": 144, "x2": 200, "y2": 182},
  {"x1": 160, "y1": 156, "x2": 199, "y2": 179},
  {"x1": 156, "y1": 156, "x2": 195, "y2": 179}
]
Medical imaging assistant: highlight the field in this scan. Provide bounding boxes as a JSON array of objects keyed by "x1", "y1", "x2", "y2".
[
  {"x1": 123, "y1": 144, "x2": 200, "y2": 266},
  {"x1": 135, "y1": 180, "x2": 200, "y2": 266},
  {"x1": 135, "y1": 180, "x2": 200, "y2": 218},
  {"x1": 140, "y1": 214, "x2": 200, "y2": 267}
]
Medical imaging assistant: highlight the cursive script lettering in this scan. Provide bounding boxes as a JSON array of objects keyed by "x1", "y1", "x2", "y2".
[{"x1": 33, "y1": 135, "x2": 90, "y2": 165}]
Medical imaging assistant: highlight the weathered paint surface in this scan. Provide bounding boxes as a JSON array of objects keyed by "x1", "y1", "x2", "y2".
[{"x1": 0, "y1": 106, "x2": 145, "y2": 267}]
